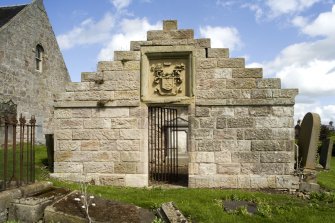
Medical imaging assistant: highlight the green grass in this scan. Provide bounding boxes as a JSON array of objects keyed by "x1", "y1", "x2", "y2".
[
  {"x1": 10, "y1": 145, "x2": 335, "y2": 223},
  {"x1": 317, "y1": 157, "x2": 335, "y2": 190}
]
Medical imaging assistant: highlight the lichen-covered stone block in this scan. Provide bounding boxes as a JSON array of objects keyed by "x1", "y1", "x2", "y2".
[
  {"x1": 147, "y1": 29, "x2": 194, "y2": 40},
  {"x1": 260, "y1": 152, "x2": 293, "y2": 163},
  {"x1": 217, "y1": 163, "x2": 240, "y2": 174},
  {"x1": 226, "y1": 79, "x2": 256, "y2": 89},
  {"x1": 232, "y1": 68, "x2": 263, "y2": 78},
  {"x1": 217, "y1": 58, "x2": 245, "y2": 68},
  {"x1": 196, "y1": 58, "x2": 217, "y2": 69},
  {"x1": 214, "y1": 129, "x2": 237, "y2": 140},
  {"x1": 130, "y1": 40, "x2": 153, "y2": 51},
  {"x1": 207, "y1": 48, "x2": 229, "y2": 58},
  {"x1": 227, "y1": 117, "x2": 255, "y2": 128},
  {"x1": 114, "y1": 51, "x2": 141, "y2": 61},
  {"x1": 257, "y1": 78, "x2": 281, "y2": 89},
  {"x1": 98, "y1": 61, "x2": 123, "y2": 71},
  {"x1": 232, "y1": 152, "x2": 260, "y2": 163},
  {"x1": 163, "y1": 20, "x2": 178, "y2": 30}
]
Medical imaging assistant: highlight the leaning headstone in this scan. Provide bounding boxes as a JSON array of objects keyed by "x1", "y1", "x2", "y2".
[
  {"x1": 319, "y1": 139, "x2": 334, "y2": 170},
  {"x1": 298, "y1": 112, "x2": 321, "y2": 170},
  {"x1": 295, "y1": 119, "x2": 301, "y2": 139}
]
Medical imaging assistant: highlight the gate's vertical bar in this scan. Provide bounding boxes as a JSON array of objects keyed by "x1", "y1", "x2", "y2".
[
  {"x1": 175, "y1": 109, "x2": 178, "y2": 180},
  {"x1": 26, "y1": 120, "x2": 30, "y2": 184},
  {"x1": 12, "y1": 116, "x2": 17, "y2": 185},
  {"x1": 161, "y1": 108, "x2": 164, "y2": 181},
  {"x1": 169, "y1": 109, "x2": 174, "y2": 181},
  {"x1": 3, "y1": 116, "x2": 9, "y2": 190},
  {"x1": 166, "y1": 108, "x2": 169, "y2": 182},
  {"x1": 156, "y1": 107, "x2": 159, "y2": 181},
  {"x1": 30, "y1": 116, "x2": 36, "y2": 182},
  {"x1": 153, "y1": 107, "x2": 157, "y2": 181},
  {"x1": 19, "y1": 115, "x2": 25, "y2": 186},
  {"x1": 163, "y1": 108, "x2": 166, "y2": 182},
  {"x1": 148, "y1": 107, "x2": 151, "y2": 181},
  {"x1": 171, "y1": 110, "x2": 175, "y2": 181},
  {"x1": 156, "y1": 108, "x2": 160, "y2": 181},
  {"x1": 0, "y1": 117, "x2": 1, "y2": 190},
  {"x1": 150, "y1": 107, "x2": 153, "y2": 181},
  {"x1": 158, "y1": 107, "x2": 162, "y2": 181},
  {"x1": 173, "y1": 109, "x2": 178, "y2": 181}
]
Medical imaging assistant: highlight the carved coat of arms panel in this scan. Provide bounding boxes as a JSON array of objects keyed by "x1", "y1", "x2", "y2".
[{"x1": 149, "y1": 58, "x2": 188, "y2": 98}]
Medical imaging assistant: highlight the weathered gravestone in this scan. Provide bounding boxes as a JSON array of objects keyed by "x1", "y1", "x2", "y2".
[
  {"x1": 0, "y1": 99, "x2": 17, "y2": 146},
  {"x1": 319, "y1": 139, "x2": 334, "y2": 170},
  {"x1": 298, "y1": 112, "x2": 321, "y2": 170}
]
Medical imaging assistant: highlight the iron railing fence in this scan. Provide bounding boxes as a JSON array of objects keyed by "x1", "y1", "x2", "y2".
[{"x1": 0, "y1": 114, "x2": 36, "y2": 191}]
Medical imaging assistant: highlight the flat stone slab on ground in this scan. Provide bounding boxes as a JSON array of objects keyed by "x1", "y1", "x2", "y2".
[
  {"x1": 44, "y1": 190, "x2": 155, "y2": 223},
  {"x1": 157, "y1": 202, "x2": 188, "y2": 223},
  {"x1": 8, "y1": 187, "x2": 71, "y2": 223},
  {"x1": 223, "y1": 200, "x2": 258, "y2": 214}
]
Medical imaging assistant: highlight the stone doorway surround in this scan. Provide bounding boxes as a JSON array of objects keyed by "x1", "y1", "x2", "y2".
[{"x1": 51, "y1": 20, "x2": 299, "y2": 190}]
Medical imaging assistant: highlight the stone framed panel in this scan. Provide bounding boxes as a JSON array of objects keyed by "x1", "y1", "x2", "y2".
[{"x1": 141, "y1": 46, "x2": 195, "y2": 104}]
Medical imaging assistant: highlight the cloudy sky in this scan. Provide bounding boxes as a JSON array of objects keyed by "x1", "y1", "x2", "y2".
[{"x1": 2, "y1": 0, "x2": 335, "y2": 124}]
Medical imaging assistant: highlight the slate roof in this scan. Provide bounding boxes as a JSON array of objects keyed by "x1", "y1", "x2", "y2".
[{"x1": 0, "y1": 4, "x2": 27, "y2": 28}]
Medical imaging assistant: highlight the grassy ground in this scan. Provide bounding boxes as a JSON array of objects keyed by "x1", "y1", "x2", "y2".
[
  {"x1": 0, "y1": 144, "x2": 41, "y2": 184},
  {"x1": 317, "y1": 157, "x2": 335, "y2": 190},
  {"x1": 31, "y1": 146, "x2": 335, "y2": 223}
]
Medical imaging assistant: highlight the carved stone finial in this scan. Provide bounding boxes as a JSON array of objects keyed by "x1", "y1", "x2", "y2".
[{"x1": 163, "y1": 20, "x2": 178, "y2": 31}]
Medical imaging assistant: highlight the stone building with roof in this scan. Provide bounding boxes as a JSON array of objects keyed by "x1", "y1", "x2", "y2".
[
  {"x1": 0, "y1": 0, "x2": 70, "y2": 143},
  {"x1": 51, "y1": 20, "x2": 299, "y2": 189}
]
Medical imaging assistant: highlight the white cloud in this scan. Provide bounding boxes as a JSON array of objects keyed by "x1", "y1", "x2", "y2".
[
  {"x1": 302, "y1": 5, "x2": 335, "y2": 37},
  {"x1": 110, "y1": 0, "x2": 132, "y2": 11},
  {"x1": 199, "y1": 26, "x2": 242, "y2": 50},
  {"x1": 291, "y1": 16, "x2": 308, "y2": 27},
  {"x1": 98, "y1": 18, "x2": 161, "y2": 60},
  {"x1": 266, "y1": 0, "x2": 320, "y2": 17},
  {"x1": 294, "y1": 103, "x2": 335, "y2": 124},
  {"x1": 57, "y1": 13, "x2": 115, "y2": 50},
  {"x1": 216, "y1": 0, "x2": 236, "y2": 8},
  {"x1": 243, "y1": 3, "x2": 264, "y2": 21},
  {"x1": 242, "y1": 0, "x2": 320, "y2": 21},
  {"x1": 249, "y1": 4, "x2": 335, "y2": 122},
  {"x1": 275, "y1": 59, "x2": 335, "y2": 96}
]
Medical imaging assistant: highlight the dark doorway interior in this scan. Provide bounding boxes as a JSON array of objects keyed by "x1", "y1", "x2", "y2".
[{"x1": 148, "y1": 106, "x2": 189, "y2": 186}]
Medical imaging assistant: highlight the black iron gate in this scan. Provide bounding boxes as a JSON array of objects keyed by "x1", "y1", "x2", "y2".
[{"x1": 149, "y1": 107, "x2": 178, "y2": 182}]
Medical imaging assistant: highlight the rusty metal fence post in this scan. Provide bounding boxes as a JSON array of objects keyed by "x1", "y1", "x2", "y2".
[{"x1": 0, "y1": 114, "x2": 36, "y2": 191}]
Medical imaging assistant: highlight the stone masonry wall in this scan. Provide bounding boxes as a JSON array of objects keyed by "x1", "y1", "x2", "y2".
[
  {"x1": 51, "y1": 50, "x2": 148, "y2": 186},
  {"x1": 189, "y1": 48, "x2": 299, "y2": 189},
  {"x1": 52, "y1": 20, "x2": 299, "y2": 189},
  {"x1": 0, "y1": 0, "x2": 70, "y2": 142}
]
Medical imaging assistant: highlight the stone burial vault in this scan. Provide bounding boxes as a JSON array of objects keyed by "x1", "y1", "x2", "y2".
[{"x1": 51, "y1": 20, "x2": 299, "y2": 189}]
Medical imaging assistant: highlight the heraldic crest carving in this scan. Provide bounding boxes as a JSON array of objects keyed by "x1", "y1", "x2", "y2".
[{"x1": 151, "y1": 62, "x2": 185, "y2": 96}]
